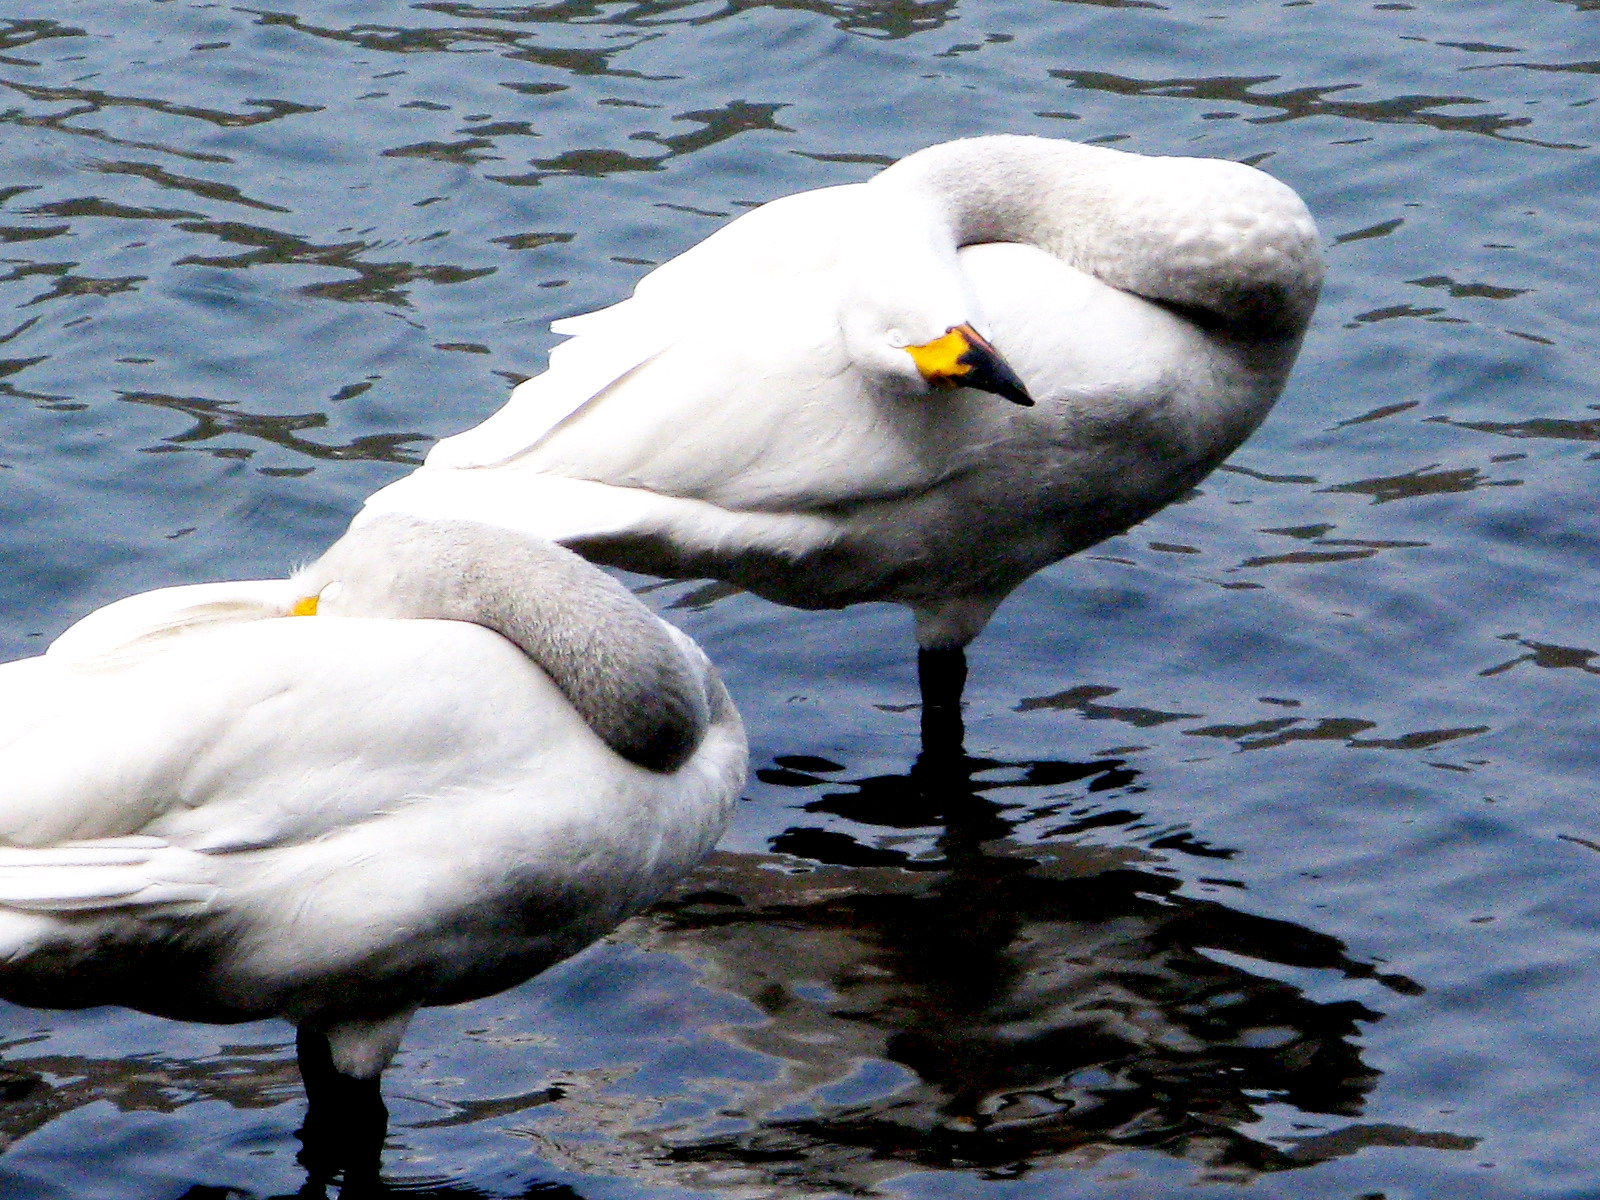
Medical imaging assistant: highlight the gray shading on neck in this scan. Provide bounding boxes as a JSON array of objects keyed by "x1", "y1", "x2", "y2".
[
  {"x1": 871, "y1": 134, "x2": 1325, "y2": 342},
  {"x1": 298, "y1": 515, "x2": 710, "y2": 773}
]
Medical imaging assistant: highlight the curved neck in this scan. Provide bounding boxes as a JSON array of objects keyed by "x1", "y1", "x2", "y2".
[
  {"x1": 306, "y1": 516, "x2": 709, "y2": 773},
  {"x1": 870, "y1": 135, "x2": 1324, "y2": 340}
]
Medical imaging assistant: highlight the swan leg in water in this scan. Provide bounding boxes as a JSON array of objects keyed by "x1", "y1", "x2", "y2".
[
  {"x1": 918, "y1": 646, "x2": 969, "y2": 746},
  {"x1": 0, "y1": 515, "x2": 747, "y2": 1173},
  {"x1": 295, "y1": 1026, "x2": 388, "y2": 1186},
  {"x1": 361, "y1": 134, "x2": 1324, "y2": 722}
]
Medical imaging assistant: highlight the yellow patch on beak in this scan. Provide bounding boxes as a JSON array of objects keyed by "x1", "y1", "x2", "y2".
[
  {"x1": 905, "y1": 325, "x2": 980, "y2": 389},
  {"x1": 903, "y1": 322, "x2": 1035, "y2": 407},
  {"x1": 290, "y1": 595, "x2": 319, "y2": 617}
]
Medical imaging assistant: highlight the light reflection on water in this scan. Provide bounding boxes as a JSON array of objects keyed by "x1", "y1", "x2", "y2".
[{"x1": 0, "y1": 0, "x2": 1598, "y2": 1196}]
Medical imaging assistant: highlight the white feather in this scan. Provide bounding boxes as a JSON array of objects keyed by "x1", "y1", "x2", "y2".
[
  {"x1": 363, "y1": 135, "x2": 1323, "y2": 651},
  {"x1": 0, "y1": 519, "x2": 747, "y2": 1081}
]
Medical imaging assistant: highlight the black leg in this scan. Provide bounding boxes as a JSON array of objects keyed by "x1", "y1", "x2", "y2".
[
  {"x1": 295, "y1": 1026, "x2": 388, "y2": 1194},
  {"x1": 918, "y1": 645, "x2": 968, "y2": 750}
]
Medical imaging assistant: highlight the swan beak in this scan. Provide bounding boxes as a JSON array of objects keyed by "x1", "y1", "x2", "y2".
[
  {"x1": 906, "y1": 324, "x2": 1034, "y2": 407},
  {"x1": 290, "y1": 595, "x2": 319, "y2": 616}
]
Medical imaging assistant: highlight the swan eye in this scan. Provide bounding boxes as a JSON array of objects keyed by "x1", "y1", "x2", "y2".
[
  {"x1": 886, "y1": 330, "x2": 908, "y2": 349},
  {"x1": 320, "y1": 581, "x2": 345, "y2": 604}
]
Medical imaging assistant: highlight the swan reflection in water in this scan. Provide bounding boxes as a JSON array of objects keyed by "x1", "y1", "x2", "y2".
[
  {"x1": 0, "y1": 743, "x2": 1474, "y2": 1197},
  {"x1": 614, "y1": 747, "x2": 1478, "y2": 1194}
]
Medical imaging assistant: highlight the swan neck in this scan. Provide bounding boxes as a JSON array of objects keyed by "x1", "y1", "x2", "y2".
[
  {"x1": 310, "y1": 516, "x2": 709, "y2": 773},
  {"x1": 470, "y1": 556, "x2": 710, "y2": 774},
  {"x1": 871, "y1": 134, "x2": 1324, "y2": 339}
]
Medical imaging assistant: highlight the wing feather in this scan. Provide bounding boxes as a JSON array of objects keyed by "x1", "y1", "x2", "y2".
[
  {"x1": 48, "y1": 579, "x2": 297, "y2": 668},
  {"x1": 0, "y1": 618, "x2": 581, "y2": 850},
  {"x1": 0, "y1": 839, "x2": 215, "y2": 912}
]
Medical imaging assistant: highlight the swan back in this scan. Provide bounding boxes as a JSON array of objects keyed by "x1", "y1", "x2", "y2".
[{"x1": 299, "y1": 516, "x2": 711, "y2": 773}]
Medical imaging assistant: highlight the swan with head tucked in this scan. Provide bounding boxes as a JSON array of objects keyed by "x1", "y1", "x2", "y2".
[
  {"x1": 0, "y1": 515, "x2": 746, "y2": 1168},
  {"x1": 361, "y1": 134, "x2": 1324, "y2": 728}
]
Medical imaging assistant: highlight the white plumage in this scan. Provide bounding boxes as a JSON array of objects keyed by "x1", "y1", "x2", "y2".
[
  {"x1": 0, "y1": 516, "x2": 746, "y2": 1086},
  {"x1": 362, "y1": 135, "x2": 1323, "y2": 677}
]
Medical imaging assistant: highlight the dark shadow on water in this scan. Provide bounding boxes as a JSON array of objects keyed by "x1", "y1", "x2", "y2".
[{"x1": 633, "y1": 740, "x2": 1475, "y2": 1192}]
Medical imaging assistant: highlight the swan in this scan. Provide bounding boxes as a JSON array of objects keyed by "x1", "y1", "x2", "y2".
[
  {"x1": 0, "y1": 514, "x2": 746, "y2": 1168},
  {"x1": 361, "y1": 134, "x2": 1324, "y2": 728}
]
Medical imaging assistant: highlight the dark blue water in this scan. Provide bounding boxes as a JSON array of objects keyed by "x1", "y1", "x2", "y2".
[{"x1": 0, "y1": 0, "x2": 1597, "y2": 1196}]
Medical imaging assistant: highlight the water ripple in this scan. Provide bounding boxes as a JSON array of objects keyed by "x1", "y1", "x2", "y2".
[
  {"x1": 0, "y1": 0, "x2": 1596, "y2": 1194},
  {"x1": 1048, "y1": 68, "x2": 1590, "y2": 149}
]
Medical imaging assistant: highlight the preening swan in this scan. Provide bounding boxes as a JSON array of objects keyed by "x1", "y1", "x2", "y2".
[
  {"x1": 362, "y1": 134, "x2": 1324, "y2": 726},
  {"x1": 0, "y1": 515, "x2": 746, "y2": 1170}
]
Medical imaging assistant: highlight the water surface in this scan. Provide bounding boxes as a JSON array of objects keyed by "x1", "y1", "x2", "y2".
[{"x1": 0, "y1": 0, "x2": 1597, "y2": 1196}]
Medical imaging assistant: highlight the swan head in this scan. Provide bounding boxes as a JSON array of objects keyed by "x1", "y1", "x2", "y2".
[{"x1": 840, "y1": 291, "x2": 1035, "y2": 408}]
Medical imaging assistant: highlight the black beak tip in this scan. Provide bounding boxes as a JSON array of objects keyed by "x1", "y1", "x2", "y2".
[
  {"x1": 956, "y1": 331, "x2": 1036, "y2": 408},
  {"x1": 986, "y1": 363, "x2": 1036, "y2": 408},
  {"x1": 1002, "y1": 383, "x2": 1035, "y2": 408}
]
